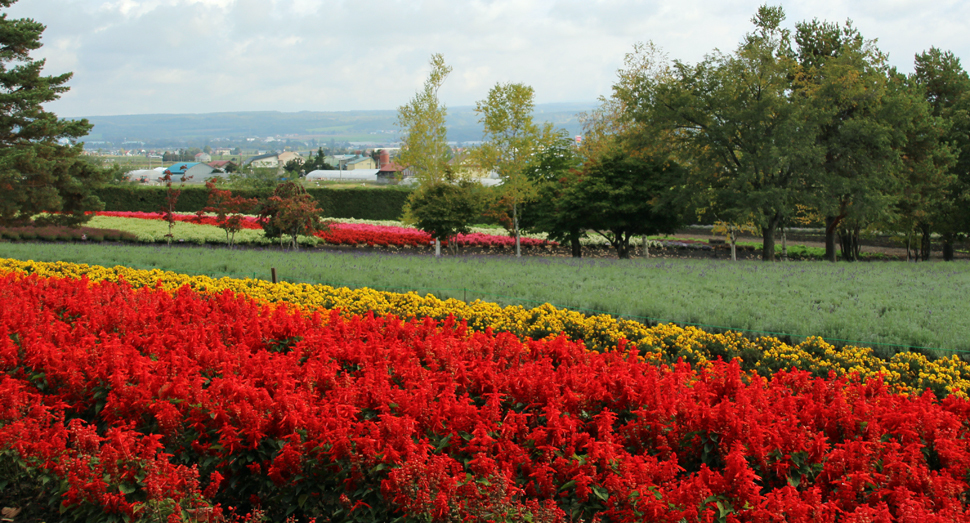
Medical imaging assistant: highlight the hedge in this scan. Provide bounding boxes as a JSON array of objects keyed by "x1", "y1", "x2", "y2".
[{"x1": 93, "y1": 185, "x2": 412, "y2": 221}]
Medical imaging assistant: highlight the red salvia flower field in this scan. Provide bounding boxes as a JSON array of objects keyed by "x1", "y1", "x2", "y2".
[{"x1": 2, "y1": 271, "x2": 970, "y2": 522}]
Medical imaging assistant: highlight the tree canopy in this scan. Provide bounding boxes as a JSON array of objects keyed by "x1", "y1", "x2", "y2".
[
  {"x1": 612, "y1": 5, "x2": 965, "y2": 261},
  {"x1": 629, "y1": 6, "x2": 814, "y2": 261},
  {"x1": 910, "y1": 47, "x2": 970, "y2": 260},
  {"x1": 397, "y1": 54, "x2": 452, "y2": 187},
  {"x1": 792, "y1": 18, "x2": 917, "y2": 261},
  {"x1": 574, "y1": 151, "x2": 685, "y2": 258},
  {"x1": 408, "y1": 178, "x2": 484, "y2": 254}
]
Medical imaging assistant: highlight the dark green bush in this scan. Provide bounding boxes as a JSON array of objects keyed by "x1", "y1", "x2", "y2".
[{"x1": 93, "y1": 186, "x2": 412, "y2": 220}]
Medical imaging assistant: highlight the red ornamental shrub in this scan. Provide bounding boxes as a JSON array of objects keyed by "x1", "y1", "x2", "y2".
[
  {"x1": 1, "y1": 271, "x2": 970, "y2": 522},
  {"x1": 195, "y1": 181, "x2": 259, "y2": 248}
]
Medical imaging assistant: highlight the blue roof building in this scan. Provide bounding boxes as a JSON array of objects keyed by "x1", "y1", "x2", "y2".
[{"x1": 163, "y1": 162, "x2": 217, "y2": 182}]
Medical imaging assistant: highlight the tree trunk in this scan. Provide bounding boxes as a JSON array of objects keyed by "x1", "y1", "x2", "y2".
[
  {"x1": 906, "y1": 230, "x2": 912, "y2": 262},
  {"x1": 730, "y1": 228, "x2": 738, "y2": 261},
  {"x1": 435, "y1": 238, "x2": 441, "y2": 257},
  {"x1": 943, "y1": 234, "x2": 955, "y2": 261},
  {"x1": 761, "y1": 216, "x2": 779, "y2": 261},
  {"x1": 853, "y1": 228, "x2": 861, "y2": 260},
  {"x1": 919, "y1": 222, "x2": 931, "y2": 261},
  {"x1": 781, "y1": 225, "x2": 788, "y2": 261},
  {"x1": 512, "y1": 204, "x2": 521, "y2": 258},
  {"x1": 615, "y1": 231, "x2": 630, "y2": 259},
  {"x1": 838, "y1": 228, "x2": 858, "y2": 262},
  {"x1": 570, "y1": 230, "x2": 582, "y2": 258},
  {"x1": 824, "y1": 215, "x2": 839, "y2": 263},
  {"x1": 641, "y1": 235, "x2": 649, "y2": 258}
]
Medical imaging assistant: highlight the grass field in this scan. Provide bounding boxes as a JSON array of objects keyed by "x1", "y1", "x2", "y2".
[{"x1": 2, "y1": 240, "x2": 967, "y2": 357}]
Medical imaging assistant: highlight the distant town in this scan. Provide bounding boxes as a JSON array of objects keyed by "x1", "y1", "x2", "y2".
[{"x1": 75, "y1": 105, "x2": 591, "y2": 185}]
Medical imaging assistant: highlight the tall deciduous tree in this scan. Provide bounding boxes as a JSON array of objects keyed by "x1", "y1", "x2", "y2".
[
  {"x1": 520, "y1": 129, "x2": 586, "y2": 257},
  {"x1": 631, "y1": 6, "x2": 814, "y2": 261},
  {"x1": 911, "y1": 47, "x2": 970, "y2": 261},
  {"x1": 565, "y1": 41, "x2": 687, "y2": 259},
  {"x1": 891, "y1": 71, "x2": 956, "y2": 261},
  {"x1": 397, "y1": 54, "x2": 452, "y2": 185},
  {"x1": 793, "y1": 19, "x2": 909, "y2": 262},
  {"x1": 397, "y1": 53, "x2": 454, "y2": 256},
  {"x1": 475, "y1": 82, "x2": 555, "y2": 257},
  {"x1": 0, "y1": 1, "x2": 108, "y2": 227}
]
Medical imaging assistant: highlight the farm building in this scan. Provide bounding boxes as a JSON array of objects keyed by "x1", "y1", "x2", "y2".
[
  {"x1": 344, "y1": 155, "x2": 376, "y2": 170},
  {"x1": 163, "y1": 162, "x2": 223, "y2": 183},
  {"x1": 242, "y1": 153, "x2": 279, "y2": 169},
  {"x1": 277, "y1": 151, "x2": 303, "y2": 166},
  {"x1": 375, "y1": 151, "x2": 411, "y2": 184},
  {"x1": 208, "y1": 160, "x2": 237, "y2": 171}
]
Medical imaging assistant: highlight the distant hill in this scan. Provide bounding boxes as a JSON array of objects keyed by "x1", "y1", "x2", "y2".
[{"x1": 78, "y1": 102, "x2": 598, "y2": 146}]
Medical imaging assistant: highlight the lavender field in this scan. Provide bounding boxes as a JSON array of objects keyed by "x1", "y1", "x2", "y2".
[{"x1": 1, "y1": 241, "x2": 967, "y2": 356}]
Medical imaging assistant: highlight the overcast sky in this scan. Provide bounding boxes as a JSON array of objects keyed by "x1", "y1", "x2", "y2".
[{"x1": 9, "y1": 0, "x2": 970, "y2": 118}]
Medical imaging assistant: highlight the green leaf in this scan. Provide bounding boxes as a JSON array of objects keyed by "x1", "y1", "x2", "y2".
[
  {"x1": 435, "y1": 434, "x2": 452, "y2": 450},
  {"x1": 592, "y1": 485, "x2": 610, "y2": 501}
]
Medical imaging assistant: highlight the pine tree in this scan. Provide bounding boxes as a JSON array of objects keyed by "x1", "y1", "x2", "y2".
[{"x1": 0, "y1": 1, "x2": 107, "y2": 227}]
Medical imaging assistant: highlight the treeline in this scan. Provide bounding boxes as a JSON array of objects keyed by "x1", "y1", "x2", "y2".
[
  {"x1": 553, "y1": 6, "x2": 970, "y2": 261},
  {"x1": 435, "y1": 6, "x2": 968, "y2": 261}
]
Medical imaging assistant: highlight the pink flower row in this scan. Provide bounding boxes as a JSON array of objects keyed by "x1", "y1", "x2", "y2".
[{"x1": 96, "y1": 211, "x2": 555, "y2": 248}]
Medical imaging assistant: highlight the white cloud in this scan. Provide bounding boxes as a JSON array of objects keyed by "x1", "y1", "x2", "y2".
[{"x1": 6, "y1": 0, "x2": 970, "y2": 116}]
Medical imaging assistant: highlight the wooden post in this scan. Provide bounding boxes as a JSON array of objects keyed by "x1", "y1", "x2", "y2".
[{"x1": 271, "y1": 267, "x2": 277, "y2": 284}]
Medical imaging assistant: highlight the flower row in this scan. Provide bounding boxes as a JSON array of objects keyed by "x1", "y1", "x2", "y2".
[
  {"x1": 3, "y1": 271, "x2": 970, "y2": 522},
  {"x1": 2, "y1": 257, "x2": 968, "y2": 400},
  {"x1": 95, "y1": 211, "x2": 555, "y2": 248}
]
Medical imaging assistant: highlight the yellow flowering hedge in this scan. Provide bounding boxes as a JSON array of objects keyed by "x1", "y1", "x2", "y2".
[{"x1": 2, "y1": 257, "x2": 967, "y2": 398}]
